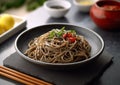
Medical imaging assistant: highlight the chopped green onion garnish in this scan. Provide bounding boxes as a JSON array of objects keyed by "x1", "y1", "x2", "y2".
[
  {"x1": 49, "y1": 30, "x2": 55, "y2": 38},
  {"x1": 69, "y1": 30, "x2": 76, "y2": 34},
  {"x1": 48, "y1": 26, "x2": 76, "y2": 38}
]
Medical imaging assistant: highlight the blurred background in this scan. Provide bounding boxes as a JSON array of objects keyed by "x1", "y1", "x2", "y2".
[{"x1": 0, "y1": 0, "x2": 46, "y2": 17}]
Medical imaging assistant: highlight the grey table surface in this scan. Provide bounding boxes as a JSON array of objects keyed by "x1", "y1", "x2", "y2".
[{"x1": 0, "y1": 0, "x2": 120, "y2": 85}]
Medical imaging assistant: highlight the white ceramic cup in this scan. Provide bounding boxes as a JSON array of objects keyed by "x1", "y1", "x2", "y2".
[{"x1": 44, "y1": 0, "x2": 71, "y2": 18}]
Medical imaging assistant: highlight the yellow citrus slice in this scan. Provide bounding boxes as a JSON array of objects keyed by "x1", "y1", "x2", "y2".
[
  {"x1": 0, "y1": 24, "x2": 7, "y2": 35},
  {"x1": 0, "y1": 14, "x2": 15, "y2": 30}
]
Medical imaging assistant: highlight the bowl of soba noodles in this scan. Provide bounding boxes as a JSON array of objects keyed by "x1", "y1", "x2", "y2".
[{"x1": 15, "y1": 24, "x2": 104, "y2": 70}]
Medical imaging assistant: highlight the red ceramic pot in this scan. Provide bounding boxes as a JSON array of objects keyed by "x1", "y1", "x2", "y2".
[{"x1": 90, "y1": 0, "x2": 120, "y2": 30}]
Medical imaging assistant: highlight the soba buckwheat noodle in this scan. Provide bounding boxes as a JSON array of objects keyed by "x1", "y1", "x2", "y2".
[{"x1": 24, "y1": 27, "x2": 91, "y2": 63}]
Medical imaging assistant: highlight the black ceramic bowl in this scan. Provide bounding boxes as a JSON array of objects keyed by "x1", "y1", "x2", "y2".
[{"x1": 15, "y1": 24, "x2": 104, "y2": 70}]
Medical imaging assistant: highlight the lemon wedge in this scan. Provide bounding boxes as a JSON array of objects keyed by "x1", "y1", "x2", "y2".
[
  {"x1": 0, "y1": 24, "x2": 7, "y2": 35},
  {"x1": 0, "y1": 14, "x2": 15, "y2": 30}
]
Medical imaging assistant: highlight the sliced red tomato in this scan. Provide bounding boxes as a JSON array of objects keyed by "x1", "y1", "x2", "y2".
[
  {"x1": 68, "y1": 37, "x2": 76, "y2": 43},
  {"x1": 63, "y1": 33, "x2": 67, "y2": 39},
  {"x1": 67, "y1": 32, "x2": 72, "y2": 37}
]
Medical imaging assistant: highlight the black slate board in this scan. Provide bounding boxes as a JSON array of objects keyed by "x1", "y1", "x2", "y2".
[{"x1": 3, "y1": 51, "x2": 113, "y2": 85}]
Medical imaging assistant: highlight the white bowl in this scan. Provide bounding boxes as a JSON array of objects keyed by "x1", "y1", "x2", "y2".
[
  {"x1": 73, "y1": 0, "x2": 97, "y2": 12},
  {"x1": 44, "y1": 0, "x2": 71, "y2": 18}
]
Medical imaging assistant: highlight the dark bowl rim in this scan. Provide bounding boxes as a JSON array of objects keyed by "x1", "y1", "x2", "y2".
[{"x1": 15, "y1": 23, "x2": 104, "y2": 66}]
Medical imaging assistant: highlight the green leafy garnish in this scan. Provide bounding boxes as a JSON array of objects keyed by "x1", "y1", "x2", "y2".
[
  {"x1": 69, "y1": 30, "x2": 76, "y2": 34},
  {"x1": 57, "y1": 26, "x2": 65, "y2": 37},
  {"x1": 49, "y1": 27, "x2": 65, "y2": 38},
  {"x1": 49, "y1": 30, "x2": 55, "y2": 39},
  {"x1": 49, "y1": 26, "x2": 76, "y2": 39}
]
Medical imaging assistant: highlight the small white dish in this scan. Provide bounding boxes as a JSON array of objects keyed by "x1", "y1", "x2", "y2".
[
  {"x1": 0, "y1": 15, "x2": 26, "y2": 44},
  {"x1": 44, "y1": 0, "x2": 71, "y2": 18},
  {"x1": 73, "y1": 0, "x2": 97, "y2": 12}
]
